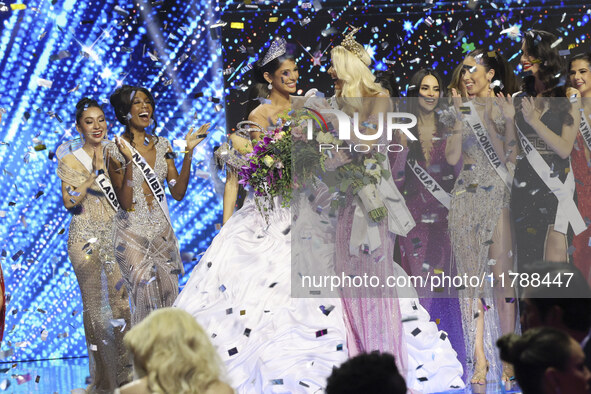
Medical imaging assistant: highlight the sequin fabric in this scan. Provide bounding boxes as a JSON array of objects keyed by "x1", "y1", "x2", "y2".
[
  {"x1": 447, "y1": 118, "x2": 515, "y2": 381},
  {"x1": 57, "y1": 155, "x2": 132, "y2": 393},
  {"x1": 105, "y1": 139, "x2": 182, "y2": 326}
]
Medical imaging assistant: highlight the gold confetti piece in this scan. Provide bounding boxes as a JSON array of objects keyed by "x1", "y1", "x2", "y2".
[
  {"x1": 435, "y1": 318, "x2": 440, "y2": 324},
  {"x1": 269, "y1": 17, "x2": 278, "y2": 22},
  {"x1": 10, "y1": 3, "x2": 26, "y2": 10},
  {"x1": 230, "y1": 22, "x2": 244, "y2": 29},
  {"x1": 433, "y1": 268, "x2": 444, "y2": 274}
]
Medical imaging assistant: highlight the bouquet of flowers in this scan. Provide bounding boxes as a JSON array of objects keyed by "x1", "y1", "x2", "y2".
[{"x1": 238, "y1": 120, "x2": 293, "y2": 213}]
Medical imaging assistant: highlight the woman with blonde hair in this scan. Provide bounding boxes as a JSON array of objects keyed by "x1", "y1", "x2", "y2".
[
  {"x1": 116, "y1": 308, "x2": 233, "y2": 394},
  {"x1": 327, "y1": 29, "x2": 464, "y2": 392}
]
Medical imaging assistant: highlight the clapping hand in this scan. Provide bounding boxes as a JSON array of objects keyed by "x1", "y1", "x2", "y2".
[
  {"x1": 115, "y1": 136, "x2": 133, "y2": 162},
  {"x1": 495, "y1": 92, "x2": 515, "y2": 120},
  {"x1": 186, "y1": 123, "x2": 211, "y2": 151},
  {"x1": 521, "y1": 97, "x2": 537, "y2": 126}
]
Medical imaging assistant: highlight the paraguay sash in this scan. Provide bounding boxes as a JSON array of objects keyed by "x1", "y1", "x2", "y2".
[
  {"x1": 122, "y1": 139, "x2": 173, "y2": 228},
  {"x1": 516, "y1": 125, "x2": 586, "y2": 235},
  {"x1": 407, "y1": 159, "x2": 451, "y2": 209},
  {"x1": 464, "y1": 101, "x2": 513, "y2": 190},
  {"x1": 72, "y1": 148, "x2": 120, "y2": 211}
]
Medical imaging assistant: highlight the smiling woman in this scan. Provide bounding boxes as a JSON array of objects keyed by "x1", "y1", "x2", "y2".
[
  {"x1": 56, "y1": 97, "x2": 133, "y2": 392},
  {"x1": 105, "y1": 85, "x2": 210, "y2": 327}
]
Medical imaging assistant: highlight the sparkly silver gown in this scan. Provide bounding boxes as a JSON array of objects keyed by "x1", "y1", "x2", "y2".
[
  {"x1": 106, "y1": 138, "x2": 182, "y2": 326},
  {"x1": 448, "y1": 114, "x2": 515, "y2": 381},
  {"x1": 57, "y1": 142, "x2": 132, "y2": 393}
]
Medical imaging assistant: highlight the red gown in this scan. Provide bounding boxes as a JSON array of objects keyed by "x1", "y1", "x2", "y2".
[{"x1": 571, "y1": 133, "x2": 591, "y2": 284}]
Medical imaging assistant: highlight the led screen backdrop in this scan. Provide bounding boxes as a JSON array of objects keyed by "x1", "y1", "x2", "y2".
[{"x1": 0, "y1": 0, "x2": 590, "y2": 362}]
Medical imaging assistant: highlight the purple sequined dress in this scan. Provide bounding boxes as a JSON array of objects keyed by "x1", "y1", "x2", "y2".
[{"x1": 390, "y1": 140, "x2": 467, "y2": 378}]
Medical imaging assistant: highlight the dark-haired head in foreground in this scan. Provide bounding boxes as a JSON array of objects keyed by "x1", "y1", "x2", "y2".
[
  {"x1": 325, "y1": 352, "x2": 406, "y2": 394},
  {"x1": 498, "y1": 327, "x2": 591, "y2": 394}
]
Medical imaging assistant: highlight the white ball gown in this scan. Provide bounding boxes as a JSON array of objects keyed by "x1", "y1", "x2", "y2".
[
  {"x1": 174, "y1": 193, "x2": 349, "y2": 393},
  {"x1": 174, "y1": 190, "x2": 465, "y2": 393}
]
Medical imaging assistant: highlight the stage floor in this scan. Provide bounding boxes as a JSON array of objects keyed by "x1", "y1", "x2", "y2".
[{"x1": 0, "y1": 357, "x2": 523, "y2": 393}]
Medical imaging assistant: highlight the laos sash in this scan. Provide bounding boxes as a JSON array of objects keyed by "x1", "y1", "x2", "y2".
[
  {"x1": 464, "y1": 101, "x2": 513, "y2": 190},
  {"x1": 407, "y1": 159, "x2": 451, "y2": 209},
  {"x1": 516, "y1": 125, "x2": 586, "y2": 235},
  {"x1": 72, "y1": 148, "x2": 120, "y2": 211}
]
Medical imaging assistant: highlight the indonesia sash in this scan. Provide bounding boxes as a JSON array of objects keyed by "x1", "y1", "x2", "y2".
[{"x1": 463, "y1": 101, "x2": 513, "y2": 190}]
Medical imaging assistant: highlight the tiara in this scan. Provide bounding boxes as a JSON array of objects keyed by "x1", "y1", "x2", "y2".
[
  {"x1": 340, "y1": 27, "x2": 364, "y2": 60},
  {"x1": 261, "y1": 37, "x2": 287, "y2": 66}
]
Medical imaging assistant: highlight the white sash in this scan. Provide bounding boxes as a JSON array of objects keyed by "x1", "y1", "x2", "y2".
[
  {"x1": 349, "y1": 161, "x2": 416, "y2": 256},
  {"x1": 407, "y1": 159, "x2": 451, "y2": 209},
  {"x1": 122, "y1": 139, "x2": 173, "y2": 228},
  {"x1": 579, "y1": 110, "x2": 591, "y2": 152},
  {"x1": 72, "y1": 148, "x2": 120, "y2": 211},
  {"x1": 516, "y1": 125, "x2": 586, "y2": 235},
  {"x1": 464, "y1": 101, "x2": 513, "y2": 190}
]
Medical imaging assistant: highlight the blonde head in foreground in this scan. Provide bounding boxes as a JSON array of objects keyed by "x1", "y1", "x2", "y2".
[{"x1": 124, "y1": 308, "x2": 228, "y2": 394}]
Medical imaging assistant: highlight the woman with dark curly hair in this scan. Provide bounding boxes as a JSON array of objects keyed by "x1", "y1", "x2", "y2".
[
  {"x1": 511, "y1": 30, "x2": 583, "y2": 268},
  {"x1": 106, "y1": 85, "x2": 209, "y2": 325}
]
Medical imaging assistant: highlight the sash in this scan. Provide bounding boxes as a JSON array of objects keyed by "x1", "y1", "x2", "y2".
[
  {"x1": 122, "y1": 140, "x2": 173, "y2": 228},
  {"x1": 516, "y1": 125, "x2": 586, "y2": 235},
  {"x1": 464, "y1": 101, "x2": 513, "y2": 190},
  {"x1": 72, "y1": 148, "x2": 120, "y2": 211},
  {"x1": 407, "y1": 159, "x2": 451, "y2": 209},
  {"x1": 349, "y1": 159, "x2": 416, "y2": 256},
  {"x1": 579, "y1": 110, "x2": 591, "y2": 152}
]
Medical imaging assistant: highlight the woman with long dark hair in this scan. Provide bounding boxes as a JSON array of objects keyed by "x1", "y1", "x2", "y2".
[
  {"x1": 511, "y1": 30, "x2": 582, "y2": 267},
  {"x1": 57, "y1": 98, "x2": 132, "y2": 392},
  {"x1": 175, "y1": 38, "x2": 349, "y2": 392},
  {"x1": 106, "y1": 86, "x2": 209, "y2": 325},
  {"x1": 391, "y1": 68, "x2": 465, "y2": 369},
  {"x1": 446, "y1": 48, "x2": 519, "y2": 384},
  {"x1": 568, "y1": 52, "x2": 591, "y2": 283}
]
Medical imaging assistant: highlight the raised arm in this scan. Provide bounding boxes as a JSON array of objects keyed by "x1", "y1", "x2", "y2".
[
  {"x1": 221, "y1": 133, "x2": 253, "y2": 224},
  {"x1": 166, "y1": 123, "x2": 210, "y2": 201},
  {"x1": 445, "y1": 89, "x2": 464, "y2": 166},
  {"x1": 521, "y1": 93, "x2": 580, "y2": 159}
]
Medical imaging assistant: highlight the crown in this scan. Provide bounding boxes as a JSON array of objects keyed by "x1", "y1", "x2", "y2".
[
  {"x1": 340, "y1": 27, "x2": 364, "y2": 60},
  {"x1": 261, "y1": 37, "x2": 287, "y2": 66}
]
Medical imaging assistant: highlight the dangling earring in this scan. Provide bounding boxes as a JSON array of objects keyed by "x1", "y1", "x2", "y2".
[{"x1": 268, "y1": 83, "x2": 273, "y2": 90}]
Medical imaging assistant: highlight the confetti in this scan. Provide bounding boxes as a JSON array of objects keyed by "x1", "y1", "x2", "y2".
[{"x1": 37, "y1": 78, "x2": 53, "y2": 88}]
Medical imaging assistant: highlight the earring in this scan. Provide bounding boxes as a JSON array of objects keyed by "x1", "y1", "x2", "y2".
[{"x1": 268, "y1": 83, "x2": 272, "y2": 90}]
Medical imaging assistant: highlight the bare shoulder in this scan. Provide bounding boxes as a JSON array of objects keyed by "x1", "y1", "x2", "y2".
[{"x1": 204, "y1": 380, "x2": 234, "y2": 394}]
